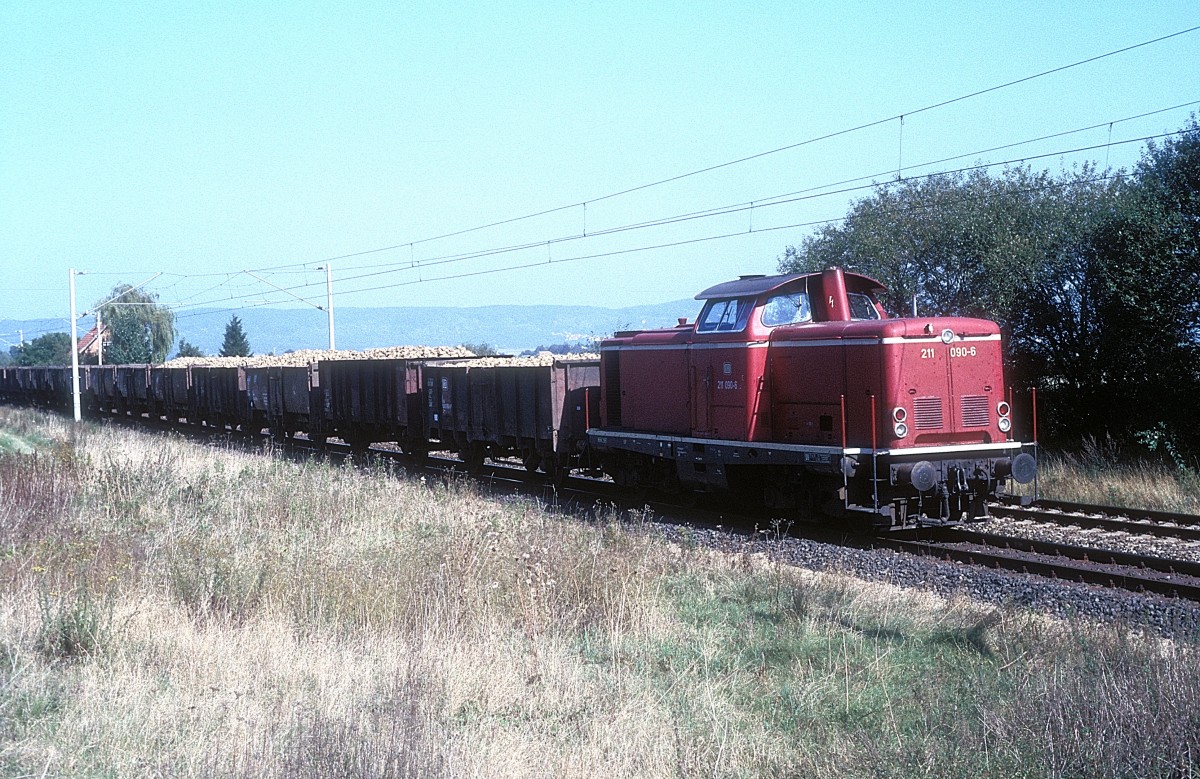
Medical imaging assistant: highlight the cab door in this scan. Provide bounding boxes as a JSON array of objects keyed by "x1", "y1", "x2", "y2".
[{"x1": 689, "y1": 360, "x2": 712, "y2": 435}]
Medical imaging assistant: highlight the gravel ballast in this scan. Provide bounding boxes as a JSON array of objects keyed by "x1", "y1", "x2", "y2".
[{"x1": 653, "y1": 521, "x2": 1200, "y2": 640}]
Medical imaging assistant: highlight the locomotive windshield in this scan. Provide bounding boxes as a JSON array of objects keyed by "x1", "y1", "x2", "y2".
[
  {"x1": 761, "y1": 292, "x2": 812, "y2": 327},
  {"x1": 697, "y1": 297, "x2": 754, "y2": 332}
]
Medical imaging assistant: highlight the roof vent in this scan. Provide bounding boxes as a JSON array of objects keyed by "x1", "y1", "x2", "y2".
[{"x1": 738, "y1": 274, "x2": 766, "y2": 280}]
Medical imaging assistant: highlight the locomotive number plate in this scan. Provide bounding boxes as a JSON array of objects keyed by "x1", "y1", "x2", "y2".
[{"x1": 921, "y1": 346, "x2": 977, "y2": 358}]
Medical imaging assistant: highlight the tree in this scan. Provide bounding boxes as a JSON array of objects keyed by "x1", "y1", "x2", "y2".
[
  {"x1": 460, "y1": 342, "x2": 498, "y2": 356},
  {"x1": 176, "y1": 339, "x2": 205, "y2": 358},
  {"x1": 777, "y1": 117, "x2": 1200, "y2": 459},
  {"x1": 94, "y1": 285, "x2": 175, "y2": 364},
  {"x1": 219, "y1": 316, "x2": 252, "y2": 357},
  {"x1": 778, "y1": 165, "x2": 1117, "y2": 325},
  {"x1": 11, "y1": 332, "x2": 72, "y2": 366}
]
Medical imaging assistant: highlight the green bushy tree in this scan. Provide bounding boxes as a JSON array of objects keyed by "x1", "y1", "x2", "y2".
[
  {"x1": 779, "y1": 117, "x2": 1200, "y2": 460},
  {"x1": 175, "y1": 339, "x2": 205, "y2": 358},
  {"x1": 10, "y1": 332, "x2": 72, "y2": 366}
]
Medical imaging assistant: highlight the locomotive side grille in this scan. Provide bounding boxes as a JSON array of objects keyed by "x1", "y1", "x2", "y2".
[
  {"x1": 960, "y1": 395, "x2": 990, "y2": 427},
  {"x1": 912, "y1": 396, "x2": 943, "y2": 430},
  {"x1": 604, "y1": 352, "x2": 622, "y2": 427}
]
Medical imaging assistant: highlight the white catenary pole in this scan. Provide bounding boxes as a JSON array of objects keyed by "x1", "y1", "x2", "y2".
[
  {"x1": 323, "y1": 263, "x2": 335, "y2": 350},
  {"x1": 69, "y1": 268, "x2": 82, "y2": 422},
  {"x1": 96, "y1": 308, "x2": 103, "y2": 366},
  {"x1": 244, "y1": 267, "x2": 334, "y2": 349}
]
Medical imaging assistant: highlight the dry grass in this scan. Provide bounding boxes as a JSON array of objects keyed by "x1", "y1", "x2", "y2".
[
  {"x1": 1030, "y1": 437, "x2": 1200, "y2": 514},
  {"x1": 1, "y1": 406, "x2": 1199, "y2": 778}
]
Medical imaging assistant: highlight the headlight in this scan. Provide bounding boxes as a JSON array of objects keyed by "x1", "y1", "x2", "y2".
[
  {"x1": 892, "y1": 407, "x2": 907, "y2": 423},
  {"x1": 998, "y1": 417, "x2": 1011, "y2": 433},
  {"x1": 894, "y1": 421, "x2": 909, "y2": 438},
  {"x1": 997, "y1": 401, "x2": 1010, "y2": 417},
  {"x1": 940, "y1": 328, "x2": 955, "y2": 344}
]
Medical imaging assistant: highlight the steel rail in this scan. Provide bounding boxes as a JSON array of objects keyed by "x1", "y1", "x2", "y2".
[
  {"x1": 989, "y1": 501, "x2": 1200, "y2": 541},
  {"x1": 950, "y1": 528, "x2": 1200, "y2": 579},
  {"x1": 37, "y1": 406, "x2": 1200, "y2": 603},
  {"x1": 878, "y1": 535, "x2": 1200, "y2": 602},
  {"x1": 1030, "y1": 498, "x2": 1200, "y2": 525}
]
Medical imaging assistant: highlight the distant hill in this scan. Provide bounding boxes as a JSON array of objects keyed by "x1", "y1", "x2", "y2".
[{"x1": 3, "y1": 300, "x2": 699, "y2": 358}]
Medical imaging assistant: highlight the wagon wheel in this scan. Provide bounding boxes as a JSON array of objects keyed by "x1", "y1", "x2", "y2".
[
  {"x1": 521, "y1": 450, "x2": 542, "y2": 473},
  {"x1": 400, "y1": 439, "x2": 430, "y2": 464},
  {"x1": 541, "y1": 457, "x2": 567, "y2": 488},
  {"x1": 345, "y1": 433, "x2": 372, "y2": 456},
  {"x1": 460, "y1": 444, "x2": 486, "y2": 474}
]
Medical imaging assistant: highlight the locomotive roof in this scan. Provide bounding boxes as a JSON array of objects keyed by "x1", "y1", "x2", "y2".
[{"x1": 694, "y1": 271, "x2": 886, "y2": 300}]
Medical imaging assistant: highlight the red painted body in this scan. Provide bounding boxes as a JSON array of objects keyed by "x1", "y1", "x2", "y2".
[{"x1": 595, "y1": 269, "x2": 1033, "y2": 527}]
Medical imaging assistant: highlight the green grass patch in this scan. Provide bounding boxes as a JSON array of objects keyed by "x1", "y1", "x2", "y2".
[{"x1": 0, "y1": 428, "x2": 40, "y2": 454}]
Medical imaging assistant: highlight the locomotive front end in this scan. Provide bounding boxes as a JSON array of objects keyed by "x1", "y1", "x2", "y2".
[{"x1": 850, "y1": 316, "x2": 1037, "y2": 526}]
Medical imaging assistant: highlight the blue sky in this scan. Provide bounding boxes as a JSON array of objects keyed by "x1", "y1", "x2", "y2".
[{"x1": 2, "y1": 1, "x2": 1198, "y2": 343}]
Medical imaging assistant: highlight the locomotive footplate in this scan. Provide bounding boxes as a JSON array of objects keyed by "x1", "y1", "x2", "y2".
[
  {"x1": 588, "y1": 428, "x2": 851, "y2": 495},
  {"x1": 589, "y1": 428, "x2": 1035, "y2": 527},
  {"x1": 590, "y1": 430, "x2": 846, "y2": 467}
]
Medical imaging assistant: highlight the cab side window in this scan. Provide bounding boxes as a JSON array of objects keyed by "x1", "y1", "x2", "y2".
[
  {"x1": 761, "y1": 292, "x2": 812, "y2": 327},
  {"x1": 848, "y1": 293, "x2": 881, "y2": 320},
  {"x1": 697, "y1": 297, "x2": 754, "y2": 332}
]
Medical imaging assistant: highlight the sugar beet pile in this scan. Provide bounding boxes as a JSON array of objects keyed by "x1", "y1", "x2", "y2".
[{"x1": 164, "y1": 347, "x2": 598, "y2": 368}]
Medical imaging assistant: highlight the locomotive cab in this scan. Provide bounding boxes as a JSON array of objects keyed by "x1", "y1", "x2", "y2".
[{"x1": 591, "y1": 268, "x2": 1036, "y2": 529}]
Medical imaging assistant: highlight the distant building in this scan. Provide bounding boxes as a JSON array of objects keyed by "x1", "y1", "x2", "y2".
[{"x1": 77, "y1": 323, "x2": 110, "y2": 359}]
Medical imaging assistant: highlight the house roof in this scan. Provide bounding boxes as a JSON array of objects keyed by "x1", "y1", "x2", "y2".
[{"x1": 77, "y1": 324, "x2": 110, "y2": 352}]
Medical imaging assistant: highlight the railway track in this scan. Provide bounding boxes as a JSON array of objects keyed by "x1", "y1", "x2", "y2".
[
  {"x1": 361, "y1": 452, "x2": 1200, "y2": 603},
  {"x1": 989, "y1": 498, "x2": 1200, "y2": 541},
  {"x1": 877, "y1": 499, "x2": 1200, "y2": 602}
]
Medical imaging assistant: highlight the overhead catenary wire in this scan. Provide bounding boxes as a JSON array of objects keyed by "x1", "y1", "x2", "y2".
[
  {"x1": 53, "y1": 73, "x2": 1200, "y2": 326},
  {"x1": 164, "y1": 128, "x2": 1185, "y2": 318},
  {"x1": 266, "y1": 172, "x2": 1132, "y2": 299},
  {"x1": 172, "y1": 166, "x2": 1127, "y2": 320},
  {"x1": 154, "y1": 98, "x2": 1200, "y2": 319},
  {"x1": 116, "y1": 23, "x2": 1196, "y2": 283},
  {"x1": 30, "y1": 25, "x2": 1200, "y2": 324}
]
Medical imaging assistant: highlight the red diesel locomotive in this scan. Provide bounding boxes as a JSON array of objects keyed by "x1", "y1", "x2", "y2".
[{"x1": 588, "y1": 267, "x2": 1037, "y2": 528}]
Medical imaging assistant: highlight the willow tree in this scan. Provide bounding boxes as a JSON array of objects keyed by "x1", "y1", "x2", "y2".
[{"x1": 94, "y1": 285, "x2": 175, "y2": 364}]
